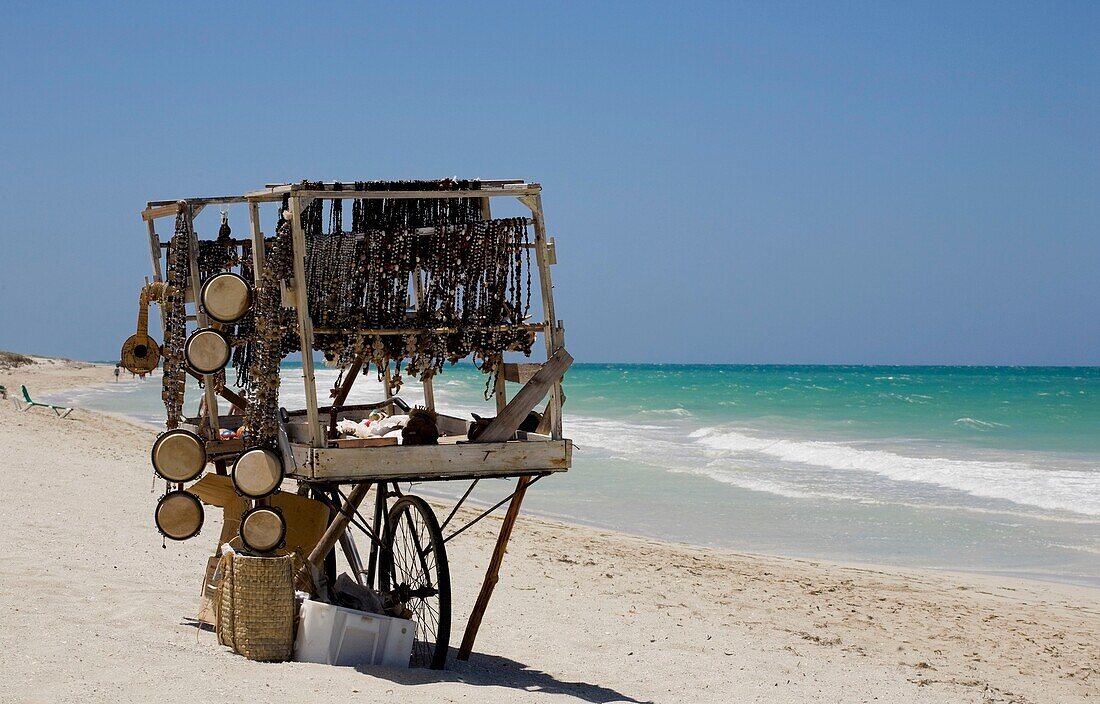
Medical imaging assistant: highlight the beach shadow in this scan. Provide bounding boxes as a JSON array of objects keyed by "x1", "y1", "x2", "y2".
[
  {"x1": 180, "y1": 617, "x2": 216, "y2": 633},
  {"x1": 357, "y1": 648, "x2": 651, "y2": 703}
]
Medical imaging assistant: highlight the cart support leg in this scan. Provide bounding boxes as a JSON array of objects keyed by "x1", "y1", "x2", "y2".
[
  {"x1": 301, "y1": 481, "x2": 372, "y2": 592},
  {"x1": 457, "y1": 475, "x2": 533, "y2": 660},
  {"x1": 366, "y1": 483, "x2": 388, "y2": 589}
]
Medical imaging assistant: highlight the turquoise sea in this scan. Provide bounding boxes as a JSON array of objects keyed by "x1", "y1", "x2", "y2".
[{"x1": 51, "y1": 363, "x2": 1100, "y2": 586}]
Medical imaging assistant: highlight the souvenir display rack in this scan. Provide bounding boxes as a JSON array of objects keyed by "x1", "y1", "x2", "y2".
[{"x1": 135, "y1": 179, "x2": 571, "y2": 668}]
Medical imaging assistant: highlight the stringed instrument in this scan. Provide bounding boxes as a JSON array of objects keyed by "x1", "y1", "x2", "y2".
[{"x1": 120, "y1": 283, "x2": 163, "y2": 377}]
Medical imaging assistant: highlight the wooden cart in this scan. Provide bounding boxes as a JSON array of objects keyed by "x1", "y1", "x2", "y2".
[{"x1": 141, "y1": 180, "x2": 571, "y2": 669}]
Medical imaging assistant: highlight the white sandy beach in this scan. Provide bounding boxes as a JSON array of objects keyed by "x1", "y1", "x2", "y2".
[{"x1": 0, "y1": 357, "x2": 1097, "y2": 704}]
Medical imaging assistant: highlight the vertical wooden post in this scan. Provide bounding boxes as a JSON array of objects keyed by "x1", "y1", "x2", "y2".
[
  {"x1": 247, "y1": 201, "x2": 265, "y2": 274},
  {"x1": 366, "y1": 483, "x2": 388, "y2": 589},
  {"x1": 303, "y1": 481, "x2": 373, "y2": 581},
  {"x1": 527, "y1": 193, "x2": 564, "y2": 440},
  {"x1": 182, "y1": 203, "x2": 221, "y2": 439},
  {"x1": 457, "y1": 475, "x2": 533, "y2": 660},
  {"x1": 458, "y1": 188, "x2": 562, "y2": 661},
  {"x1": 288, "y1": 194, "x2": 323, "y2": 448},
  {"x1": 328, "y1": 356, "x2": 364, "y2": 439},
  {"x1": 494, "y1": 366, "x2": 508, "y2": 414},
  {"x1": 422, "y1": 375, "x2": 436, "y2": 411},
  {"x1": 146, "y1": 219, "x2": 166, "y2": 339}
]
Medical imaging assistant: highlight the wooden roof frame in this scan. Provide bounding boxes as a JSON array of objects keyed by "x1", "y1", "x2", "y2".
[{"x1": 140, "y1": 180, "x2": 565, "y2": 449}]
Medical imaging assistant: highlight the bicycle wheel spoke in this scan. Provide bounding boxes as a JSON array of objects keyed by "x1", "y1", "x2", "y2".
[{"x1": 381, "y1": 496, "x2": 451, "y2": 669}]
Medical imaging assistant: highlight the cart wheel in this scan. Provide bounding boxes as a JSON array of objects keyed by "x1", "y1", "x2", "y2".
[{"x1": 380, "y1": 495, "x2": 451, "y2": 669}]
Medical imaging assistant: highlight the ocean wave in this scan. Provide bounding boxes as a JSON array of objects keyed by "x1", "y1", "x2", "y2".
[
  {"x1": 954, "y1": 417, "x2": 1008, "y2": 430},
  {"x1": 637, "y1": 407, "x2": 694, "y2": 418},
  {"x1": 689, "y1": 427, "x2": 1100, "y2": 516}
]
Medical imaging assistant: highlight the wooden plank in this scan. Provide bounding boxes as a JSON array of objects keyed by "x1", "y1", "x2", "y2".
[
  {"x1": 474, "y1": 348, "x2": 572, "y2": 444},
  {"x1": 147, "y1": 195, "x2": 252, "y2": 209},
  {"x1": 296, "y1": 440, "x2": 571, "y2": 482},
  {"x1": 330, "y1": 436, "x2": 398, "y2": 448},
  {"x1": 303, "y1": 481, "x2": 373, "y2": 583},
  {"x1": 288, "y1": 195, "x2": 323, "y2": 448},
  {"x1": 503, "y1": 363, "x2": 541, "y2": 384},
  {"x1": 457, "y1": 474, "x2": 533, "y2": 660},
  {"x1": 145, "y1": 219, "x2": 166, "y2": 339},
  {"x1": 422, "y1": 374, "x2": 436, "y2": 411},
  {"x1": 142, "y1": 203, "x2": 182, "y2": 221},
  {"x1": 185, "y1": 368, "x2": 248, "y2": 409},
  {"x1": 524, "y1": 193, "x2": 565, "y2": 440},
  {"x1": 494, "y1": 364, "x2": 508, "y2": 413},
  {"x1": 247, "y1": 200, "x2": 265, "y2": 272},
  {"x1": 244, "y1": 185, "x2": 539, "y2": 200},
  {"x1": 293, "y1": 186, "x2": 539, "y2": 201},
  {"x1": 327, "y1": 356, "x2": 364, "y2": 439},
  {"x1": 182, "y1": 203, "x2": 221, "y2": 439}
]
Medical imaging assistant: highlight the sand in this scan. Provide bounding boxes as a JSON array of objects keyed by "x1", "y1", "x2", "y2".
[{"x1": 0, "y1": 356, "x2": 1096, "y2": 704}]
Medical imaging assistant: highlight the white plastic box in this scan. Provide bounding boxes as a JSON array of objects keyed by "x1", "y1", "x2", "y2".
[{"x1": 293, "y1": 599, "x2": 415, "y2": 669}]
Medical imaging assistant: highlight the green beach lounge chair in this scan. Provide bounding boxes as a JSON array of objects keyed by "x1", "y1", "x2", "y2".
[{"x1": 20, "y1": 385, "x2": 73, "y2": 418}]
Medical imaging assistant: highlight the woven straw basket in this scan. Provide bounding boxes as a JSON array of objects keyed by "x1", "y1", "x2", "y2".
[{"x1": 215, "y1": 552, "x2": 295, "y2": 662}]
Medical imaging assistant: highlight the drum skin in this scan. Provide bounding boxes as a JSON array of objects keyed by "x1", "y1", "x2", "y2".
[
  {"x1": 239, "y1": 506, "x2": 286, "y2": 553},
  {"x1": 200, "y1": 273, "x2": 252, "y2": 324},
  {"x1": 185, "y1": 328, "x2": 231, "y2": 374},
  {"x1": 155, "y1": 490, "x2": 204, "y2": 541},
  {"x1": 151, "y1": 429, "x2": 207, "y2": 483},
  {"x1": 232, "y1": 447, "x2": 285, "y2": 499}
]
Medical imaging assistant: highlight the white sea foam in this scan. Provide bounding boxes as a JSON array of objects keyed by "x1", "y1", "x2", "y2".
[
  {"x1": 954, "y1": 417, "x2": 1008, "y2": 429},
  {"x1": 689, "y1": 426, "x2": 1100, "y2": 516}
]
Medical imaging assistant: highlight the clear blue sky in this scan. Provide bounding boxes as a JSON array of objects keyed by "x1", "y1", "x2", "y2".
[{"x1": 1, "y1": 2, "x2": 1098, "y2": 365}]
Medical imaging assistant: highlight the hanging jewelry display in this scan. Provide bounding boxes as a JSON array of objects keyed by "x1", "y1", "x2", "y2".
[
  {"x1": 301, "y1": 210, "x2": 535, "y2": 399},
  {"x1": 197, "y1": 211, "x2": 239, "y2": 282},
  {"x1": 161, "y1": 210, "x2": 191, "y2": 428},
  {"x1": 243, "y1": 218, "x2": 297, "y2": 445},
  {"x1": 351, "y1": 179, "x2": 484, "y2": 232}
]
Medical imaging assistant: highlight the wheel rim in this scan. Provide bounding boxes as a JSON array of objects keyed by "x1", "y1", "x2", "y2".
[{"x1": 383, "y1": 496, "x2": 451, "y2": 669}]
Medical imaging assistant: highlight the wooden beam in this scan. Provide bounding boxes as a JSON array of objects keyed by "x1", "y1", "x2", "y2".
[
  {"x1": 457, "y1": 474, "x2": 534, "y2": 660},
  {"x1": 145, "y1": 219, "x2": 165, "y2": 339},
  {"x1": 503, "y1": 363, "x2": 541, "y2": 384},
  {"x1": 247, "y1": 200, "x2": 265, "y2": 273},
  {"x1": 327, "y1": 357, "x2": 364, "y2": 439},
  {"x1": 460, "y1": 192, "x2": 565, "y2": 660},
  {"x1": 249, "y1": 186, "x2": 540, "y2": 201},
  {"x1": 186, "y1": 368, "x2": 248, "y2": 409},
  {"x1": 288, "y1": 195, "x2": 323, "y2": 448},
  {"x1": 473, "y1": 348, "x2": 572, "y2": 444},
  {"x1": 422, "y1": 373, "x2": 436, "y2": 411},
  {"x1": 523, "y1": 193, "x2": 565, "y2": 440},
  {"x1": 297, "y1": 440, "x2": 571, "y2": 482},
  {"x1": 182, "y1": 203, "x2": 221, "y2": 439},
  {"x1": 302, "y1": 482, "x2": 373, "y2": 590}
]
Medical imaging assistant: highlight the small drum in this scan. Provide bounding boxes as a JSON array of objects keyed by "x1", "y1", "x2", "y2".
[
  {"x1": 155, "y1": 490, "x2": 204, "y2": 541},
  {"x1": 239, "y1": 506, "x2": 286, "y2": 553},
  {"x1": 185, "y1": 328, "x2": 231, "y2": 374},
  {"x1": 151, "y1": 428, "x2": 207, "y2": 483},
  {"x1": 232, "y1": 447, "x2": 285, "y2": 499},
  {"x1": 200, "y1": 273, "x2": 253, "y2": 324}
]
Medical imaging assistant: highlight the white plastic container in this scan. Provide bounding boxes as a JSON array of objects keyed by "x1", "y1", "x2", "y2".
[{"x1": 293, "y1": 599, "x2": 415, "y2": 669}]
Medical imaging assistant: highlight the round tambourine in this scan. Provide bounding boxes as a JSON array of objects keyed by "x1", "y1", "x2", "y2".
[
  {"x1": 184, "y1": 327, "x2": 231, "y2": 375},
  {"x1": 200, "y1": 273, "x2": 253, "y2": 324},
  {"x1": 151, "y1": 428, "x2": 207, "y2": 483},
  {"x1": 239, "y1": 506, "x2": 287, "y2": 554},
  {"x1": 231, "y1": 447, "x2": 285, "y2": 499},
  {"x1": 155, "y1": 490, "x2": 204, "y2": 541}
]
